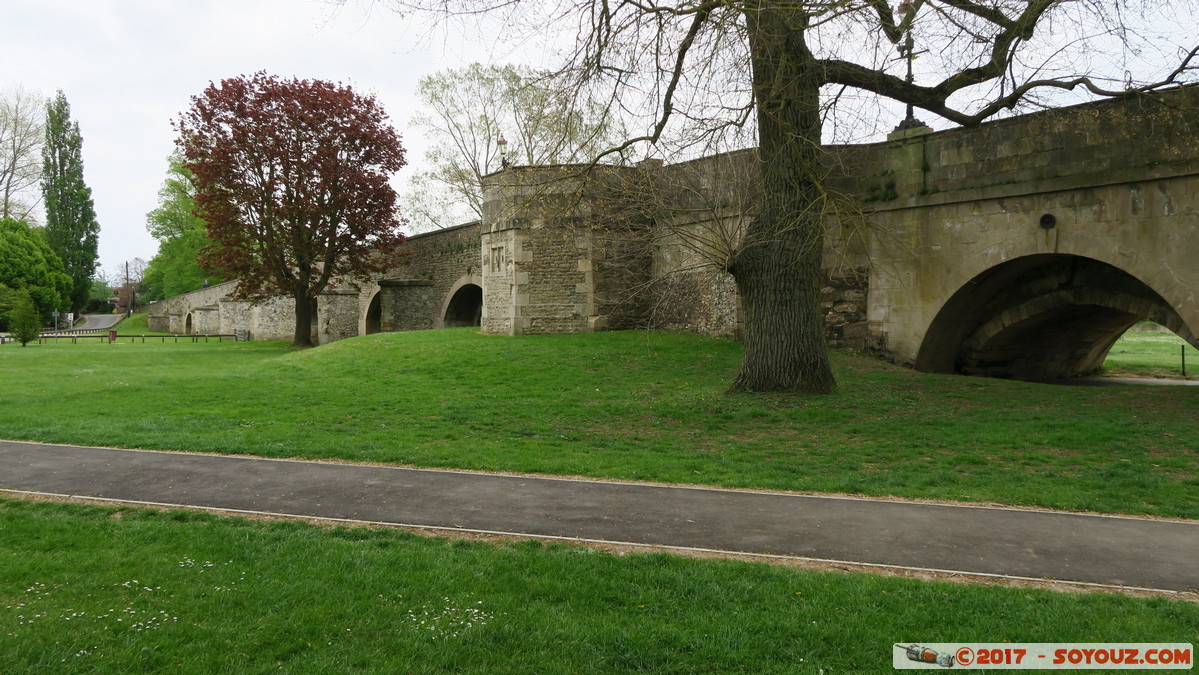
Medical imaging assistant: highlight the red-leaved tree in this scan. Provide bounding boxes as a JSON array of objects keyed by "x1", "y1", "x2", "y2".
[{"x1": 176, "y1": 72, "x2": 406, "y2": 347}]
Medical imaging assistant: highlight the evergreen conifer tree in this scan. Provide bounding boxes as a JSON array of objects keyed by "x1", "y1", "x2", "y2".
[{"x1": 7, "y1": 288, "x2": 41, "y2": 346}]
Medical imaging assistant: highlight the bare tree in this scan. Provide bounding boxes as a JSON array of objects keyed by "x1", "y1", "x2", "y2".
[
  {"x1": 365, "y1": 0, "x2": 1197, "y2": 393},
  {"x1": 405, "y1": 63, "x2": 628, "y2": 230},
  {"x1": 0, "y1": 86, "x2": 44, "y2": 223},
  {"x1": 109, "y1": 258, "x2": 149, "y2": 315}
]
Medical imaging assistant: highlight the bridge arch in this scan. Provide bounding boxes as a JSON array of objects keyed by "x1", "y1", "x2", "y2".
[
  {"x1": 439, "y1": 275, "x2": 483, "y2": 328},
  {"x1": 915, "y1": 254, "x2": 1194, "y2": 380},
  {"x1": 363, "y1": 289, "x2": 382, "y2": 335}
]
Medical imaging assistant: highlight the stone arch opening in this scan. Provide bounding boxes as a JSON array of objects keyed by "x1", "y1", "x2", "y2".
[
  {"x1": 916, "y1": 254, "x2": 1193, "y2": 380},
  {"x1": 443, "y1": 284, "x2": 483, "y2": 328},
  {"x1": 364, "y1": 290, "x2": 382, "y2": 335},
  {"x1": 184, "y1": 312, "x2": 194, "y2": 336}
]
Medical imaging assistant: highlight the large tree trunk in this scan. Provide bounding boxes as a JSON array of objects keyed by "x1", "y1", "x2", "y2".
[
  {"x1": 729, "y1": 6, "x2": 835, "y2": 394},
  {"x1": 292, "y1": 290, "x2": 316, "y2": 348}
]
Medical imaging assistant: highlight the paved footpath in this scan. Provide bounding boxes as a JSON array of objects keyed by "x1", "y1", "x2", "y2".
[
  {"x1": 75, "y1": 313, "x2": 123, "y2": 330},
  {"x1": 2, "y1": 440, "x2": 1196, "y2": 594}
]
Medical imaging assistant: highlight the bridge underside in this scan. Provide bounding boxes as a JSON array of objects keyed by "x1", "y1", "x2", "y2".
[
  {"x1": 916, "y1": 255, "x2": 1194, "y2": 381},
  {"x1": 443, "y1": 284, "x2": 482, "y2": 328}
]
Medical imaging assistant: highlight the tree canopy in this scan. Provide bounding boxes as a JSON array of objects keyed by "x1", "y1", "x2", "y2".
[
  {"x1": 0, "y1": 217, "x2": 71, "y2": 321},
  {"x1": 0, "y1": 283, "x2": 16, "y2": 332},
  {"x1": 42, "y1": 90, "x2": 100, "y2": 315},
  {"x1": 406, "y1": 63, "x2": 627, "y2": 229},
  {"x1": 175, "y1": 72, "x2": 407, "y2": 348},
  {"x1": 142, "y1": 153, "x2": 224, "y2": 301},
  {"x1": 372, "y1": 0, "x2": 1197, "y2": 393}
]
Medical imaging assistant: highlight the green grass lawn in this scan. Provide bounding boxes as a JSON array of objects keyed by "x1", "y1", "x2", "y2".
[
  {"x1": 2, "y1": 329, "x2": 1196, "y2": 670},
  {"x1": 1102, "y1": 329, "x2": 1199, "y2": 380},
  {"x1": 111, "y1": 311, "x2": 168, "y2": 335},
  {"x1": 2, "y1": 329, "x2": 1197, "y2": 518},
  {"x1": 2, "y1": 498, "x2": 1195, "y2": 673}
]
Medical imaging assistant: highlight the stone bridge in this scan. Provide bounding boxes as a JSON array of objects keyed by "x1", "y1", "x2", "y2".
[
  {"x1": 831, "y1": 87, "x2": 1199, "y2": 378},
  {"x1": 151, "y1": 85, "x2": 1198, "y2": 380},
  {"x1": 148, "y1": 222, "x2": 484, "y2": 343}
]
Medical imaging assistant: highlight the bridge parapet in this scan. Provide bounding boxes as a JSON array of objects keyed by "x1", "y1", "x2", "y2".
[
  {"x1": 148, "y1": 280, "x2": 240, "y2": 335},
  {"x1": 830, "y1": 85, "x2": 1199, "y2": 210}
]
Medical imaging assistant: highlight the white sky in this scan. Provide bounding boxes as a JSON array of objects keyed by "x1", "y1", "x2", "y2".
[
  {"x1": 5, "y1": 0, "x2": 513, "y2": 278},
  {"x1": 7, "y1": 1, "x2": 1192, "y2": 280}
]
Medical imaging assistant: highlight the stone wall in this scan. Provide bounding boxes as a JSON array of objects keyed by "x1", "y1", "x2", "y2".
[
  {"x1": 520, "y1": 224, "x2": 591, "y2": 334},
  {"x1": 820, "y1": 267, "x2": 871, "y2": 350},
  {"x1": 220, "y1": 296, "x2": 303, "y2": 343},
  {"x1": 592, "y1": 227, "x2": 653, "y2": 332},
  {"x1": 607, "y1": 150, "x2": 872, "y2": 345},
  {"x1": 375, "y1": 280, "x2": 435, "y2": 332},
  {"x1": 830, "y1": 90, "x2": 1199, "y2": 219},
  {"x1": 474, "y1": 155, "x2": 876, "y2": 346},
  {"x1": 154, "y1": 280, "x2": 239, "y2": 334},
  {"x1": 480, "y1": 227, "x2": 518, "y2": 335},
  {"x1": 828, "y1": 87, "x2": 1199, "y2": 206},
  {"x1": 216, "y1": 299, "x2": 253, "y2": 337},
  {"x1": 191, "y1": 306, "x2": 221, "y2": 334},
  {"x1": 371, "y1": 222, "x2": 482, "y2": 332},
  {"x1": 644, "y1": 215, "x2": 740, "y2": 338},
  {"x1": 480, "y1": 166, "x2": 645, "y2": 335},
  {"x1": 145, "y1": 314, "x2": 170, "y2": 332},
  {"x1": 151, "y1": 279, "x2": 298, "y2": 342},
  {"x1": 318, "y1": 290, "x2": 363, "y2": 344}
]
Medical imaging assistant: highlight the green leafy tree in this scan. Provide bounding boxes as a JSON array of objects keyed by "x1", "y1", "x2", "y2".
[
  {"x1": 0, "y1": 217, "x2": 70, "y2": 321},
  {"x1": 142, "y1": 153, "x2": 224, "y2": 300},
  {"x1": 0, "y1": 283, "x2": 15, "y2": 331},
  {"x1": 139, "y1": 262, "x2": 165, "y2": 303},
  {"x1": 7, "y1": 288, "x2": 42, "y2": 345},
  {"x1": 42, "y1": 90, "x2": 100, "y2": 314},
  {"x1": 406, "y1": 63, "x2": 627, "y2": 229},
  {"x1": 84, "y1": 276, "x2": 115, "y2": 313},
  {"x1": 376, "y1": 0, "x2": 1198, "y2": 393},
  {"x1": 144, "y1": 230, "x2": 220, "y2": 299},
  {"x1": 176, "y1": 72, "x2": 407, "y2": 348}
]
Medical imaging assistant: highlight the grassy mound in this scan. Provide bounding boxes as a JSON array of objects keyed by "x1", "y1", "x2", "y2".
[{"x1": 2, "y1": 329, "x2": 1196, "y2": 517}]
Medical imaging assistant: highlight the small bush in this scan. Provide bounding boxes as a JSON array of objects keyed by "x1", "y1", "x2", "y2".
[{"x1": 6, "y1": 289, "x2": 42, "y2": 346}]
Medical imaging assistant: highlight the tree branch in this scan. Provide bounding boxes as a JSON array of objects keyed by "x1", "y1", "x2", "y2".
[{"x1": 822, "y1": 2, "x2": 1197, "y2": 127}]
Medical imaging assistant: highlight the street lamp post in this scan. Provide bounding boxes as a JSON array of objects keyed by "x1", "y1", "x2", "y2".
[
  {"x1": 125, "y1": 260, "x2": 135, "y2": 318},
  {"x1": 894, "y1": 0, "x2": 927, "y2": 132},
  {"x1": 497, "y1": 133, "x2": 510, "y2": 170}
]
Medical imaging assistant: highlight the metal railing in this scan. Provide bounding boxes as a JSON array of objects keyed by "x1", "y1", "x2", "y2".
[
  {"x1": 1, "y1": 332, "x2": 242, "y2": 345},
  {"x1": 42, "y1": 327, "x2": 106, "y2": 336}
]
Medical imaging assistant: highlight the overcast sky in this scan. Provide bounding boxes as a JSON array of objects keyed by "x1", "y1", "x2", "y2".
[
  {"x1": 6, "y1": 0, "x2": 515, "y2": 279},
  {"x1": 8, "y1": 1, "x2": 1193, "y2": 282}
]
